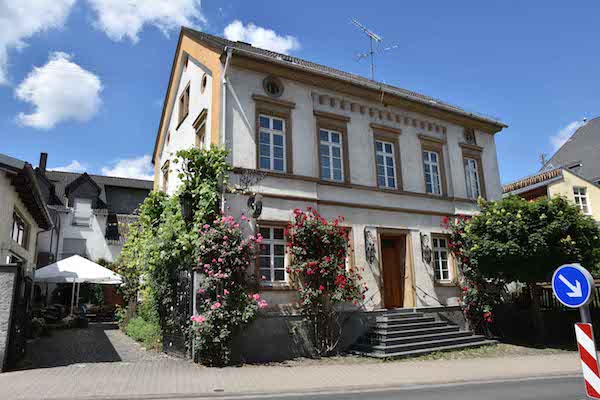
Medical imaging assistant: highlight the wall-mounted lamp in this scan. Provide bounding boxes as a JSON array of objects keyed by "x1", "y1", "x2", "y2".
[
  {"x1": 364, "y1": 227, "x2": 376, "y2": 264},
  {"x1": 421, "y1": 233, "x2": 432, "y2": 264}
]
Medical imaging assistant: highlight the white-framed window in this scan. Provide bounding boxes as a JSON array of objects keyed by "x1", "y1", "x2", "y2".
[
  {"x1": 259, "y1": 226, "x2": 287, "y2": 284},
  {"x1": 11, "y1": 211, "x2": 29, "y2": 248},
  {"x1": 259, "y1": 114, "x2": 286, "y2": 172},
  {"x1": 423, "y1": 150, "x2": 442, "y2": 195},
  {"x1": 573, "y1": 187, "x2": 590, "y2": 214},
  {"x1": 432, "y1": 236, "x2": 450, "y2": 281},
  {"x1": 73, "y1": 198, "x2": 93, "y2": 226},
  {"x1": 464, "y1": 158, "x2": 481, "y2": 199},
  {"x1": 319, "y1": 128, "x2": 344, "y2": 181},
  {"x1": 376, "y1": 140, "x2": 397, "y2": 189}
]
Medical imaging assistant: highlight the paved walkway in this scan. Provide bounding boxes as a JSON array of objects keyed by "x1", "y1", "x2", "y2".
[
  {"x1": 0, "y1": 330, "x2": 583, "y2": 400},
  {"x1": 17, "y1": 322, "x2": 166, "y2": 369}
]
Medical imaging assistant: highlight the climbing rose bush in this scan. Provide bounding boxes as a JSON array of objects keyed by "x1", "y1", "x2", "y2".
[
  {"x1": 442, "y1": 214, "x2": 501, "y2": 334},
  {"x1": 286, "y1": 207, "x2": 367, "y2": 355},
  {"x1": 190, "y1": 214, "x2": 266, "y2": 366}
]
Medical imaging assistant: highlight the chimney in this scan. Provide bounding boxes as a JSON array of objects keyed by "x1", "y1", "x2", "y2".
[{"x1": 39, "y1": 152, "x2": 48, "y2": 174}]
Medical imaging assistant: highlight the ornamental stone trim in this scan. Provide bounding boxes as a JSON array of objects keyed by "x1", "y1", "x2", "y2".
[{"x1": 311, "y1": 91, "x2": 448, "y2": 135}]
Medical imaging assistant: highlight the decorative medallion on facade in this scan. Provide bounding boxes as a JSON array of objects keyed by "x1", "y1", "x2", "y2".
[
  {"x1": 263, "y1": 76, "x2": 284, "y2": 98},
  {"x1": 464, "y1": 127, "x2": 476, "y2": 145}
]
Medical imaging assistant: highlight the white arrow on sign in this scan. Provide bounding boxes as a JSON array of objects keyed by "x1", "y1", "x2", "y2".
[{"x1": 559, "y1": 274, "x2": 583, "y2": 298}]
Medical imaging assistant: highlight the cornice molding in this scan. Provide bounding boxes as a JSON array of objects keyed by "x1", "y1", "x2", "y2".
[{"x1": 252, "y1": 94, "x2": 296, "y2": 109}]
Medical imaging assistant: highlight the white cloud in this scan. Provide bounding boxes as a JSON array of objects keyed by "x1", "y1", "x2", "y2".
[
  {"x1": 0, "y1": 0, "x2": 75, "y2": 84},
  {"x1": 550, "y1": 120, "x2": 585, "y2": 151},
  {"x1": 15, "y1": 51, "x2": 103, "y2": 129},
  {"x1": 224, "y1": 20, "x2": 300, "y2": 54},
  {"x1": 101, "y1": 155, "x2": 154, "y2": 181},
  {"x1": 87, "y1": 0, "x2": 205, "y2": 43},
  {"x1": 52, "y1": 160, "x2": 87, "y2": 173}
]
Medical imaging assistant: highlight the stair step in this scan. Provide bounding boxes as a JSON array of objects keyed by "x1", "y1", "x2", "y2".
[
  {"x1": 372, "y1": 325, "x2": 460, "y2": 339},
  {"x1": 365, "y1": 335, "x2": 489, "y2": 354},
  {"x1": 376, "y1": 312, "x2": 424, "y2": 322},
  {"x1": 379, "y1": 316, "x2": 435, "y2": 326},
  {"x1": 365, "y1": 331, "x2": 475, "y2": 347},
  {"x1": 376, "y1": 320, "x2": 448, "y2": 331},
  {"x1": 355, "y1": 339, "x2": 496, "y2": 359}
]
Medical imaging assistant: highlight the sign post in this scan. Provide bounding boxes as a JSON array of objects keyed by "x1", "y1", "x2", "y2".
[{"x1": 552, "y1": 263, "x2": 598, "y2": 398}]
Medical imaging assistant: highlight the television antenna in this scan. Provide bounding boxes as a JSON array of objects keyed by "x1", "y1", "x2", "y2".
[{"x1": 351, "y1": 18, "x2": 397, "y2": 81}]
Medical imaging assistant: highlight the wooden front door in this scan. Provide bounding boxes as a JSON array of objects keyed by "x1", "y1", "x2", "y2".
[{"x1": 381, "y1": 236, "x2": 406, "y2": 309}]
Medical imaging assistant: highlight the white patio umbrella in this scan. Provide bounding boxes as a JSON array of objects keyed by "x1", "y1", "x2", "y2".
[{"x1": 35, "y1": 255, "x2": 123, "y2": 314}]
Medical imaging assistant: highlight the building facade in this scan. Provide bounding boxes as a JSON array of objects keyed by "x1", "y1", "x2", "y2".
[
  {"x1": 34, "y1": 153, "x2": 153, "y2": 266},
  {"x1": 503, "y1": 167, "x2": 600, "y2": 225},
  {"x1": 153, "y1": 28, "x2": 507, "y2": 312},
  {"x1": 0, "y1": 153, "x2": 52, "y2": 371},
  {"x1": 543, "y1": 117, "x2": 600, "y2": 186}
]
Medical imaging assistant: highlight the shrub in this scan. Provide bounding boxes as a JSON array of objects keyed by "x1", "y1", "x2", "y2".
[
  {"x1": 190, "y1": 214, "x2": 264, "y2": 366},
  {"x1": 286, "y1": 207, "x2": 367, "y2": 356},
  {"x1": 125, "y1": 316, "x2": 162, "y2": 350}
]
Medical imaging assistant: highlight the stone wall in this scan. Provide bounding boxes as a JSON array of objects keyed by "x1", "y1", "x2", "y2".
[{"x1": 0, "y1": 266, "x2": 17, "y2": 372}]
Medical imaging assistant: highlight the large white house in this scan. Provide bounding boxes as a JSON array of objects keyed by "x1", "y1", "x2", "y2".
[{"x1": 153, "y1": 28, "x2": 507, "y2": 314}]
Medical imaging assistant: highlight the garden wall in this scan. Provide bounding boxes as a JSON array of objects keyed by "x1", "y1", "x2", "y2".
[
  {"x1": 0, "y1": 266, "x2": 17, "y2": 372},
  {"x1": 231, "y1": 310, "x2": 377, "y2": 363},
  {"x1": 494, "y1": 303, "x2": 598, "y2": 346}
]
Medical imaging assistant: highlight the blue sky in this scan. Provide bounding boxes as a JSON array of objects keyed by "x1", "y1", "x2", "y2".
[{"x1": 1, "y1": 0, "x2": 598, "y2": 183}]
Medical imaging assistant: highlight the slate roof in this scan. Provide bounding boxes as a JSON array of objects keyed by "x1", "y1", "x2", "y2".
[
  {"x1": 0, "y1": 153, "x2": 52, "y2": 229},
  {"x1": 182, "y1": 27, "x2": 507, "y2": 129},
  {"x1": 43, "y1": 170, "x2": 153, "y2": 214},
  {"x1": 543, "y1": 117, "x2": 600, "y2": 183}
]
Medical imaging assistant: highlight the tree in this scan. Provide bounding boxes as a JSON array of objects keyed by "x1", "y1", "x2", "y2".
[
  {"x1": 286, "y1": 208, "x2": 367, "y2": 355},
  {"x1": 445, "y1": 195, "x2": 600, "y2": 338},
  {"x1": 464, "y1": 196, "x2": 600, "y2": 282}
]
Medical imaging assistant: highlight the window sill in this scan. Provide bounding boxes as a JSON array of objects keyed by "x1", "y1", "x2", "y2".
[
  {"x1": 434, "y1": 280, "x2": 457, "y2": 288},
  {"x1": 260, "y1": 284, "x2": 294, "y2": 291}
]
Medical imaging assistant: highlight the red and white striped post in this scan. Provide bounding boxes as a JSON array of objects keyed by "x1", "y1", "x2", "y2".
[{"x1": 575, "y1": 323, "x2": 600, "y2": 399}]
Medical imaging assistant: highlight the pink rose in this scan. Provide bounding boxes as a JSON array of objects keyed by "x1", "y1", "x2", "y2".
[
  {"x1": 224, "y1": 289, "x2": 229, "y2": 295},
  {"x1": 252, "y1": 293, "x2": 260, "y2": 301},
  {"x1": 319, "y1": 285, "x2": 325, "y2": 291},
  {"x1": 218, "y1": 258, "x2": 223, "y2": 263},
  {"x1": 198, "y1": 289, "x2": 205, "y2": 294},
  {"x1": 258, "y1": 300, "x2": 268, "y2": 309},
  {"x1": 210, "y1": 302, "x2": 222, "y2": 310}
]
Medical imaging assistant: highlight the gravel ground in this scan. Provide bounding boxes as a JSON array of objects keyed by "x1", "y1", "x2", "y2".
[{"x1": 248, "y1": 343, "x2": 576, "y2": 367}]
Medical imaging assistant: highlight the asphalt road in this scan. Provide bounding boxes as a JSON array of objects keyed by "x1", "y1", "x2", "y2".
[{"x1": 196, "y1": 376, "x2": 587, "y2": 400}]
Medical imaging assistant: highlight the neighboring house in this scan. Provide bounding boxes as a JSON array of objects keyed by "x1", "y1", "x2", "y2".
[
  {"x1": 0, "y1": 153, "x2": 52, "y2": 371},
  {"x1": 34, "y1": 153, "x2": 153, "y2": 266},
  {"x1": 542, "y1": 117, "x2": 600, "y2": 186},
  {"x1": 502, "y1": 167, "x2": 600, "y2": 224},
  {"x1": 152, "y1": 28, "x2": 507, "y2": 312}
]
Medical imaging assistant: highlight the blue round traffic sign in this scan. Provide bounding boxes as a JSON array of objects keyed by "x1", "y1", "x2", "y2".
[{"x1": 551, "y1": 264, "x2": 595, "y2": 308}]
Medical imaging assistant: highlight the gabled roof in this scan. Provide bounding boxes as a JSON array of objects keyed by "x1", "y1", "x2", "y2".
[
  {"x1": 503, "y1": 167, "x2": 600, "y2": 195},
  {"x1": 543, "y1": 116, "x2": 600, "y2": 182},
  {"x1": 42, "y1": 170, "x2": 153, "y2": 214},
  {"x1": 502, "y1": 168, "x2": 563, "y2": 194},
  {"x1": 65, "y1": 172, "x2": 102, "y2": 195},
  {"x1": 0, "y1": 153, "x2": 52, "y2": 230},
  {"x1": 183, "y1": 28, "x2": 506, "y2": 129},
  {"x1": 153, "y1": 27, "x2": 507, "y2": 164}
]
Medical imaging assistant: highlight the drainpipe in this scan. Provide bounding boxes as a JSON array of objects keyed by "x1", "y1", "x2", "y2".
[{"x1": 220, "y1": 47, "x2": 233, "y2": 212}]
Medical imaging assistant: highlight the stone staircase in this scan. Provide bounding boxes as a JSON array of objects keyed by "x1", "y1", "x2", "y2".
[{"x1": 353, "y1": 308, "x2": 495, "y2": 358}]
